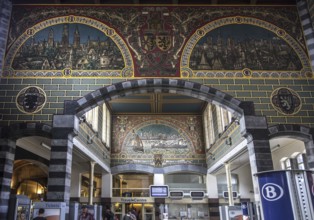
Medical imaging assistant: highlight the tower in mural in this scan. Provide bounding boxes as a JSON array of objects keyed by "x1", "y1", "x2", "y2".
[
  {"x1": 73, "y1": 25, "x2": 80, "y2": 49},
  {"x1": 61, "y1": 24, "x2": 69, "y2": 48}
]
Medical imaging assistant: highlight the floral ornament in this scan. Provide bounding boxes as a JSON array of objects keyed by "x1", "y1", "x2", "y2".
[{"x1": 16, "y1": 86, "x2": 46, "y2": 114}]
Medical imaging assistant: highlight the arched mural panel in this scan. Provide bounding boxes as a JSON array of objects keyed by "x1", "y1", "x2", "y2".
[
  {"x1": 181, "y1": 16, "x2": 311, "y2": 78},
  {"x1": 4, "y1": 16, "x2": 134, "y2": 77},
  {"x1": 111, "y1": 115, "x2": 206, "y2": 168}
]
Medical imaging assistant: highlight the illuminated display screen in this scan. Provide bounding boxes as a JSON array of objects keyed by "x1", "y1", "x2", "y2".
[{"x1": 150, "y1": 185, "x2": 169, "y2": 197}]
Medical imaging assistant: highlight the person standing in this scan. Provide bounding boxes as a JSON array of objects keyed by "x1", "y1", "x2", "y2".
[
  {"x1": 104, "y1": 207, "x2": 114, "y2": 220},
  {"x1": 78, "y1": 205, "x2": 95, "y2": 220},
  {"x1": 33, "y1": 208, "x2": 46, "y2": 220}
]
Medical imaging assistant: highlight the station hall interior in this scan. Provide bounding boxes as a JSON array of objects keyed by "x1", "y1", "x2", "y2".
[{"x1": 1, "y1": 0, "x2": 314, "y2": 219}]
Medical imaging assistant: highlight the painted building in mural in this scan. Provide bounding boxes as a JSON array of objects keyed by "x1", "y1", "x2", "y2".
[{"x1": 0, "y1": 0, "x2": 314, "y2": 220}]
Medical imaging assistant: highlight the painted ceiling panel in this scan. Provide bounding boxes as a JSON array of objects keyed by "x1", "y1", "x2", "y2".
[
  {"x1": 162, "y1": 103, "x2": 204, "y2": 113},
  {"x1": 110, "y1": 103, "x2": 151, "y2": 113}
]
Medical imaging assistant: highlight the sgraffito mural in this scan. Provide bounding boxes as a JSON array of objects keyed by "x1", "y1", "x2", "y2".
[
  {"x1": 5, "y1": 5, "x2": 310, "y2": 78},
  {"x1": 181, "y1": 16, "x2": 310, "y2": 78},
  {"x1": 4, "y1": 15, "x2": 133, "y2": 77},
  {"x1": 12, "y1": 23, "x2": 124, "y2": 71},
  {"x1": 189, "y1": 24, "x2": 302, "y2": 71},
  {"x1": 111, "y1": 115, "x2": 206, "y2": 167}
]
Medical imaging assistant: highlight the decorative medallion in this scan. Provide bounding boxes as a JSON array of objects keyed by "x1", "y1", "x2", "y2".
[
  {"x1": 271, "y1": 87, "x2": 302, "y2": 115},
  {"x1": 16, "y1": 86, "x2": 46, "y2": 114}
]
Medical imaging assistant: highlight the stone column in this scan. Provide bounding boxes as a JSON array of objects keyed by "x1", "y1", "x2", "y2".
[
  {"x1": 207, "y1": 174, "x2": 219, "y2": 220},
  {"x1": 47, "y1": 115, "x2": 75, "y2": 206},
  {"x1": 0, "y1": 130, "x2": 15, "y2": 219},
  {"x1": 244, "y1": 115, "x2": 273, "y2": 220},
  {"x1": 101, "y1": 173, "x2": 112, "y2": 209},
  {"x1": 0, "y1": 0, "x2": 12, "y2": 77},
  {"x1": 224, "y1": 163, "x2": 234, "y2": 206},
  {"x1": 296, "y1": 0, "x2": 314, "y2": 72},
  {"x1": 89, "y1": 161, "x2": 96, "y2": 205}
]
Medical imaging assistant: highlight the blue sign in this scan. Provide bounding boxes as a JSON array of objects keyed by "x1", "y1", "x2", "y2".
[
  {"x1": 257, "y1": 171, "x2": 294, "y2": 220},
  {"x1": 241, "y1": 202, "x2": 248, "y2": 216}
]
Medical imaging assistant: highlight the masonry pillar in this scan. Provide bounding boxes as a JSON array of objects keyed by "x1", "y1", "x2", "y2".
[
  {"x1": 0, "y1": 127, "x2": 15, "y2": 219},
  {"x1": 47, "y1": 115, "x2": 75, "y2": 207},
  {"x1": 296, "y1": 0, "x2": 314, "y2": 72},
  {"x1": 244, "y1": 115, "x2": 273, "y2": 220},
  {"x1": 0, "y1": 0, "x2": 12, "y2": 77},
  {"x1": 206, "y1": 174, "x2": 219, "y2": 220},
  {"x1": 101, "y1": 173, "x2": 112, "y2": 209}
]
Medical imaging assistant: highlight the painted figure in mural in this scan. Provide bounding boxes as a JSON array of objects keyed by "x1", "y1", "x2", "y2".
[{"x1": 131, "y1": 130, "x2": 144, "y2": 153}]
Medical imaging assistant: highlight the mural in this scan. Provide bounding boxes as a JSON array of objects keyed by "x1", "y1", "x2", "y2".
[
  {"x1": 12, "y1": 23, "x2": 124, "y2": 71},
  {"x1": 123, "y1": 124, "x2": 191, "y2": 153},
  {"x1": 189, "y1": 24, "x2": 302, "y2": 71},
  {"x1": 5, "y1": 5, "x2": 309, "y2": 78},
  {"x1": 111, "y1": 115, "x2": 206, "y2": 167}
]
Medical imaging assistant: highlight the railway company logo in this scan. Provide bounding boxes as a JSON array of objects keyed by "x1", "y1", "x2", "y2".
[{"x1": 261, "y1": 183, "x2": 284, "y2": 201}]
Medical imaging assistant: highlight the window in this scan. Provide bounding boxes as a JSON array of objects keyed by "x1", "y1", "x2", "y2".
[
  {"x1": 112, "y1": 173, "x2": 153, "y2": 197},
  {"x1": 85, "y1": 106, "x2": 99, "y2": 132},
  {"x1": 296, "y1": 153, "x2": 305, "y2": 170},
  {"x1": 203, "y1": 104, "x2": 233, "y2": 148},
  {"x1": 102, "y1": 104, "x2": 111, "y2": 147},
  {"x1": 203, "y1": 104, "x2": 215, "y2": 149}
]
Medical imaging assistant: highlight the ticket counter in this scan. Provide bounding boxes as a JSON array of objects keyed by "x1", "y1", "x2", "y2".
[{"x1": 111, "y1": 197, "x2": 155, "y2": 220}]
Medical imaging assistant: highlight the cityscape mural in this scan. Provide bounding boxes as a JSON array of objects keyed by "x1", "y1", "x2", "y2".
[
  {"x1": 12, "y1": 23, "x2": 124, "y2": 70},
  {"x1": 5, "y1": 5, "x2": 309, "y2": 77},
  {"x1": 189, "y1": 24, "x2": 303, "y2": 71}
]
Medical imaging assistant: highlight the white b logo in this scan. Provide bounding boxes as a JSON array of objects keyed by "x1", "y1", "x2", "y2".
[{"x1": 261, "y1": 183, "x2": 284, "y2": 201}]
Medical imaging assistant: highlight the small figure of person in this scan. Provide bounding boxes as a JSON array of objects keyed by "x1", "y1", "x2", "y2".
[
  {"x1": 33, "y1": 208, "x2": 47, "y2": 220},
  {"x1": 19, "y1": 211, "x2": 27, "y2": 220},
  {"x1": 104, "y1": 207, "x2": 114, "y2": 220},
  {"x1": 78, "y1": 205, "x2": 95, "y2": 220},
  {"x1": 123, "y1": 211, "x2": 135, "y2": 220}
]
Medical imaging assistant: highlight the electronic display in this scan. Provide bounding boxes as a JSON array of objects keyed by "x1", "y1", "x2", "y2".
[{"x1": 149, "y1": 185, "x2": 169, "y2": 198}]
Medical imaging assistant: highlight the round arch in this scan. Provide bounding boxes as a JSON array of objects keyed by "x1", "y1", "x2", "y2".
[
  {"x1": 72, "y1": 78, "x2": 244, "y2": 118},
  {"x1": 0, "y1": 122, "x2": 52, "y2": 140},
  {"x1": 72, "y1": 78, "x2": 245, "y2": 173},
  {"x1": 268, "y1": 124, "x2": 312, "y2": 142}
]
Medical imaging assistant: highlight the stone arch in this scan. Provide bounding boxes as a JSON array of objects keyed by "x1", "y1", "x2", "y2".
[
  {"x1": 268, "y1": 124, "x2": 314, "y2": 169},
  {"x1": 71, "y1": 78, "x2": 245, "y2": 173},
  {"x1": 71, "y1": 78, "x2": 244, "y2": 118},
  {"x1": 268, "y1": 124, "x2": 311, "y2": 141},
  {"x1": 0, "y1": 122, "x2": 52, "y2": 140}
]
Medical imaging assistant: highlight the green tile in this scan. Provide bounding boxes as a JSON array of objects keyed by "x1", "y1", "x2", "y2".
[{"x1": 37, "y1": 79, "x2": 52, "y2": 84}]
